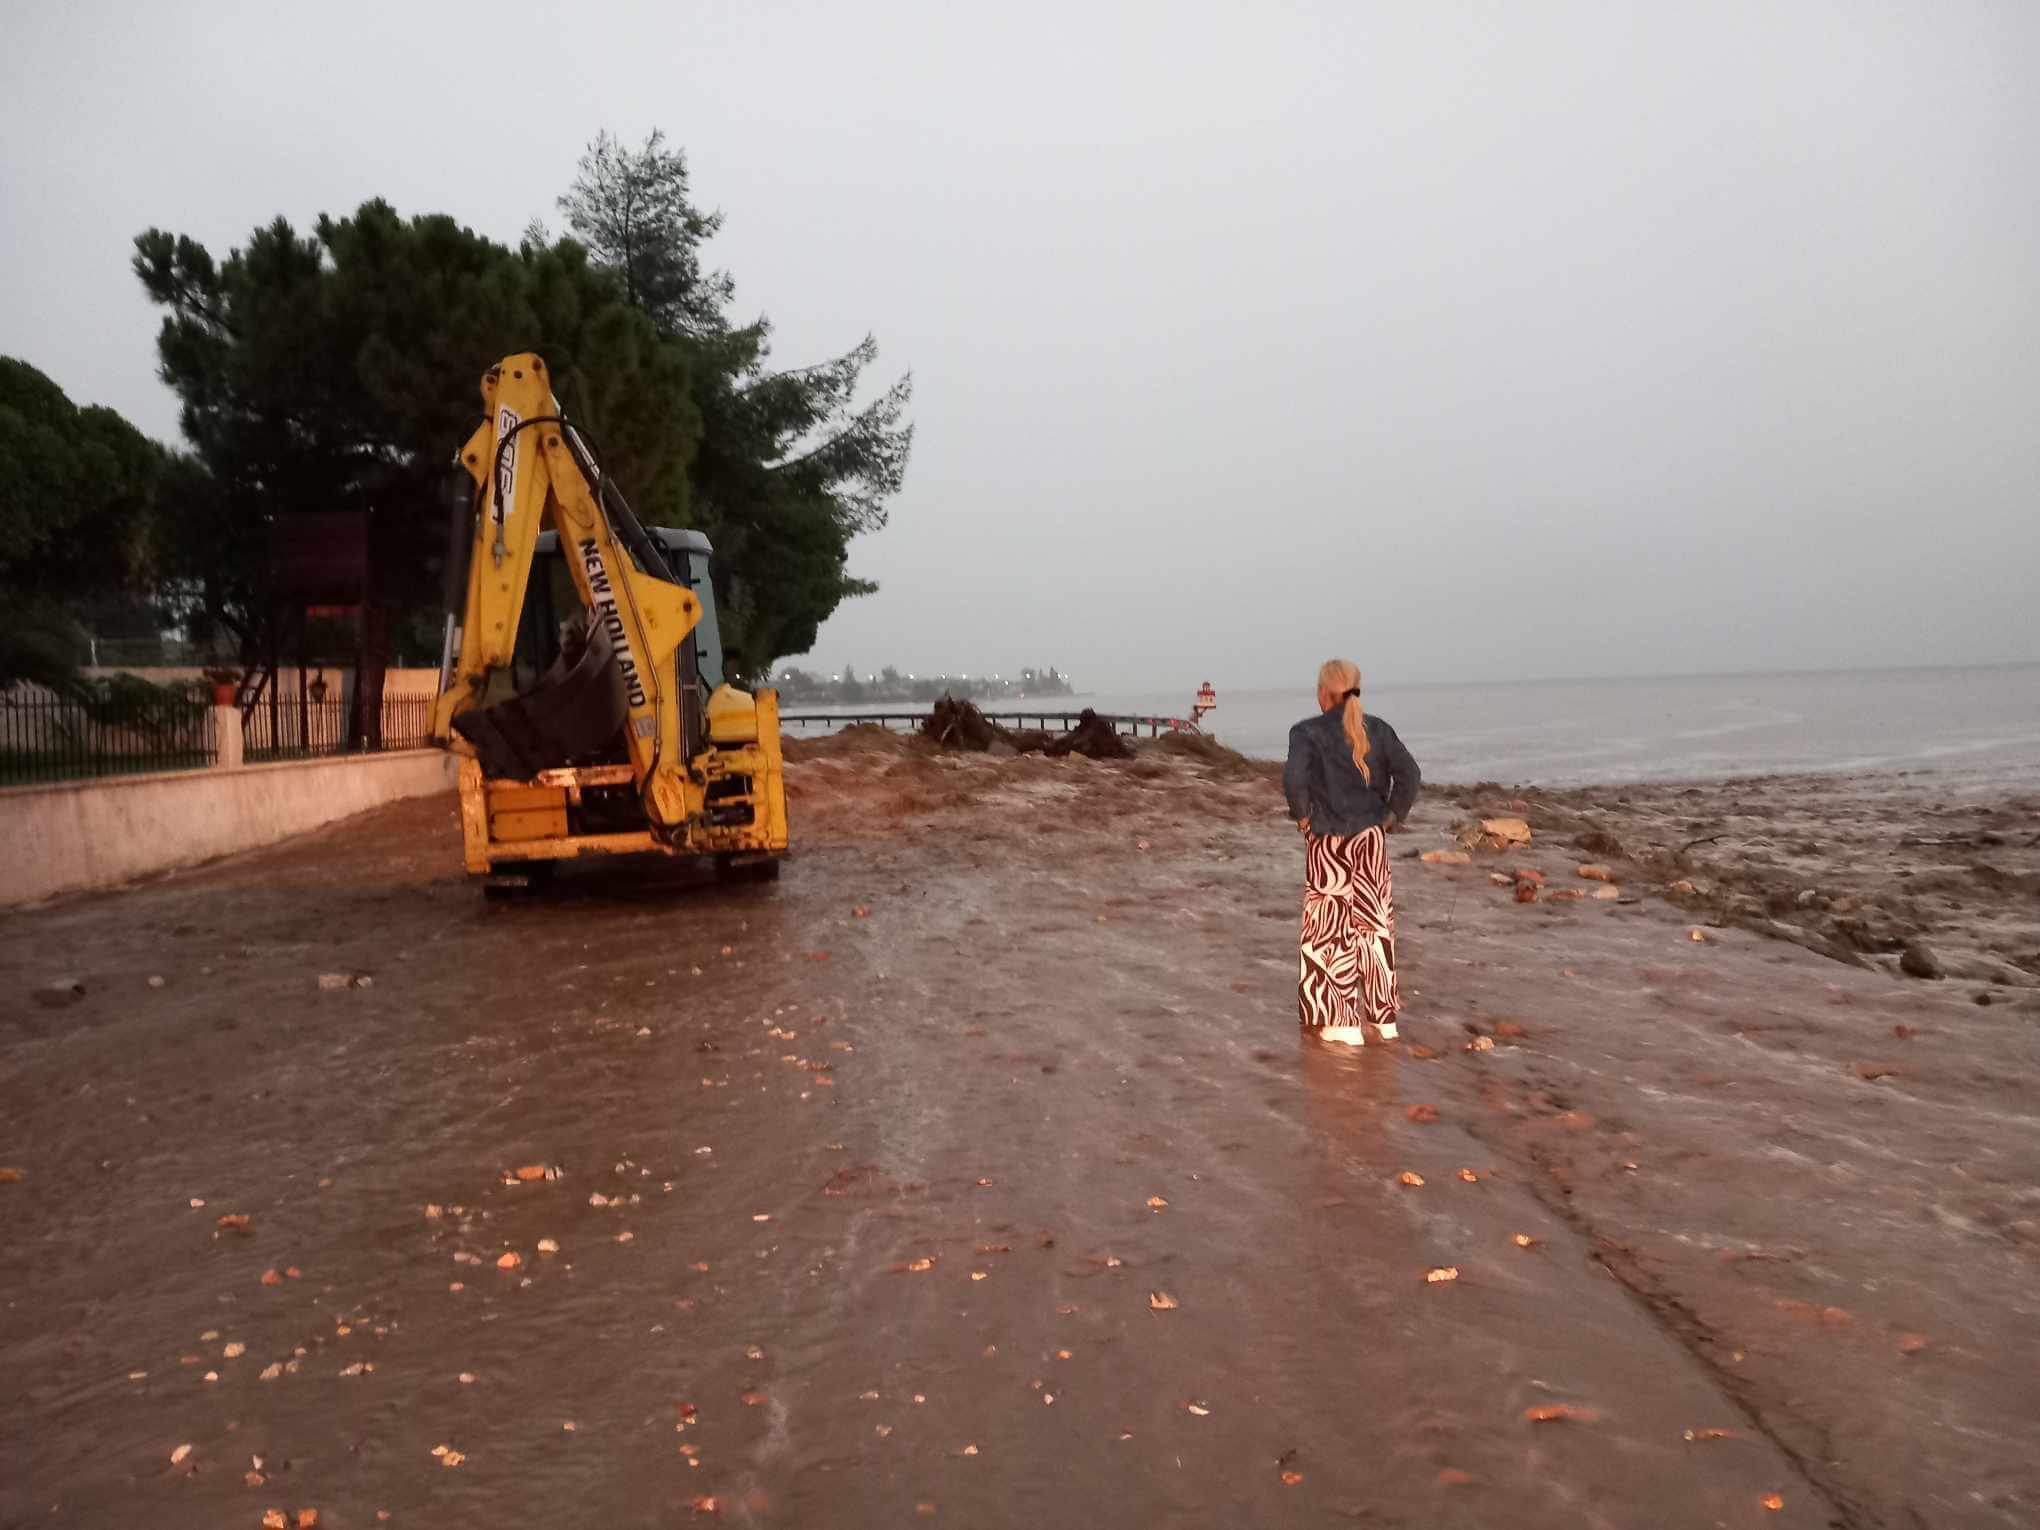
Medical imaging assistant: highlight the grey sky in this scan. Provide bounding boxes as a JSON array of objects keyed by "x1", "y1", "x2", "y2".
[{"x1": 4, "y1": 1, "x2": 2035, "y2": 690}]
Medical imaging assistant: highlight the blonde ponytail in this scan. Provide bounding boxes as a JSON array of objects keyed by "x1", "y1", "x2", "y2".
[{"x1": 1316, "y1": 658, "x2": 1371, "y2": 783}]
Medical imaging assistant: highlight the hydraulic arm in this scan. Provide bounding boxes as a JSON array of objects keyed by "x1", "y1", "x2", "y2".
[{"x1": 432, "y1": 353, "x2": 702, "y2": 830}]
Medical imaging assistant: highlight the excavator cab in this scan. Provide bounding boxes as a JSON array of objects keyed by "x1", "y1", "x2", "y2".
[
  {"x1": 500, "y1": 528, "x2": 726, "y2": 757},
  {"x1": 431, "y1": 353, "x2": 789, "y2": 890}
]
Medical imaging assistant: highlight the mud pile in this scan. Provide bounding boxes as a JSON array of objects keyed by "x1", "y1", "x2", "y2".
[
  {"x1": 781, "y1": 723, "x2": 934, "y2": 765},
  {"x1": 1138, "y1": 729, "x2": 1278, "y2": 782},
  {"x1": 782, "y1": 740, "x2": 983, "y2": 837},
  {"x1": 778, "y1": 711, "x2": 1287, "y2": 843}
]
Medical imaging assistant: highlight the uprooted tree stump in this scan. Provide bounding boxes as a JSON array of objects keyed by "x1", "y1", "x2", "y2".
[
  {"x1": 922, "y1": 696, "x2": 1005, "y2": 750},
  {"x1": 1045, "y1": 708, "x2": 1133, "y2": 761},
  {"x1": 920, "y1": 698, "x2": 1132, "y2": 761}
]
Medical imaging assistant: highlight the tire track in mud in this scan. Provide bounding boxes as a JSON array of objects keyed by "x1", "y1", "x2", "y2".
[{"x1": 1455, "y1": 1072, "x2": 1874, "y2": 1530}]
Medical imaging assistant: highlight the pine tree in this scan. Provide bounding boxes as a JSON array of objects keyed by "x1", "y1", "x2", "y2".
[{"x1": 559, "y1": 131, "x2": 913, "y2": 680}]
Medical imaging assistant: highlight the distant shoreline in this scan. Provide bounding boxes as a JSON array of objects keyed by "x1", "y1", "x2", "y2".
[
  {"x1": 1059, "y1": 658, "x2": 2040, "y2": 697},
  {"x1": 779, "y1": 665, "x2": 2040, "y2": 790}
]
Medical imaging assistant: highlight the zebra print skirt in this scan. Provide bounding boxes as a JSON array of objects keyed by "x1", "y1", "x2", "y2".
[{"x1": 1298, "y1": 826, "x2": 1401, "y2": 1031}]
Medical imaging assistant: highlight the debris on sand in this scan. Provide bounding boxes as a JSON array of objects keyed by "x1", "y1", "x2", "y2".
[
  {"x1": 1454, "y1": 817, "x2": 1530, "y2": 851},
  {"x1": 1481, "y1": 818, "x2": 1532, "y2": 848},
  {"x1": 32, "y1": 978, "x2": 86, "y2": 1008},
  {"x1": 1524, "y1": 1403, "x2": 1599, "y2": 1423},
  {"x1": 1899, "y1": 940, "x2": 1944, "y2": 980},
  {"x1": 920, "y1": 697, "x2": 1133, "y2": 760},
  {"x1": 1420, "y1": 850, "x2": 1472, "y2": 866},
  {"x1": 922, "y1": 696, "x2": 1011, "y2": 751},
  {"x1": 1044, "y1": 709, "x2": 1134, "y2": 761}
]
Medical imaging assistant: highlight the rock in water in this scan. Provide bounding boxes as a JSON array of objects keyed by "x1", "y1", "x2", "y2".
[{"x1": 1899, "y1": 941, "x2": 1944, "y2": 980}]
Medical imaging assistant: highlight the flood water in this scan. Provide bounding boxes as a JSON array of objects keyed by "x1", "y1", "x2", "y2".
[{"x1": 4, "y1": 744, "x2": 2035, "y2": 1526}]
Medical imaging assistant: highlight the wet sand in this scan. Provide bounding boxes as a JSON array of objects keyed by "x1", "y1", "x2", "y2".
[{"x1": 2, "y1": 735, "x2": 2036, "y2": 1528}]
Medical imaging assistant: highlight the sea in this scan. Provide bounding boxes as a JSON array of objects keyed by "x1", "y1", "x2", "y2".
[{"x1": 788, "y1": 665, "x2": 2040, "y2": 787}]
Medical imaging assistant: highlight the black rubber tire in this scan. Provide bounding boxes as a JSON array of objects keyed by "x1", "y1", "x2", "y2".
[{"x1": 481, "y1": 862, "x2": 557, "y2": 898}]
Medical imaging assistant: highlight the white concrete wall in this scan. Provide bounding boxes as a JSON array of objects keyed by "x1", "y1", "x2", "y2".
[{"x1": 0, "y1": 749, "x2": 458, "y2": 908}]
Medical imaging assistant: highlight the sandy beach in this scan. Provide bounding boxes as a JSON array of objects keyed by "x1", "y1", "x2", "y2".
[{"x1": 3, "y1": 734, "x2": 2036, "y2": 1527}]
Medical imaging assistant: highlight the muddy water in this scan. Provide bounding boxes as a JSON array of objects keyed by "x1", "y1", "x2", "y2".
[{"x1": 2, "y1": 749, "x2": 2034, "y2": 1527}]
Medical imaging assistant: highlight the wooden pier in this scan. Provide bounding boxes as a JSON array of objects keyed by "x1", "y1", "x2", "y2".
[{"x1": 779, "y1": 710, "x2": 1194, "y2": 739}]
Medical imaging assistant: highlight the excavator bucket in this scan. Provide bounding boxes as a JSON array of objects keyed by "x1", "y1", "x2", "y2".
[{"x1": 452, "y1": 615, "x2": 628, "y2": 781}]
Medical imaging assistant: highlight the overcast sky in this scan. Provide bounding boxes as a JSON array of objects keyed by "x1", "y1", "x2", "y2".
[{"x1": 4, "y1": 1, "x2": 2034, "y2": 690}]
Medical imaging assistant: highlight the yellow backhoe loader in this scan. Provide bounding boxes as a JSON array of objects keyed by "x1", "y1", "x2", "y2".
[{"x1": 431, "y1": 353, "x2": 789, "y2": 892}]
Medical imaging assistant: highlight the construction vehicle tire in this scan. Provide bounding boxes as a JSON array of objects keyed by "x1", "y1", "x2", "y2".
[{"x1": 482, "y1": 862, "x2": 557, "y2": 899}]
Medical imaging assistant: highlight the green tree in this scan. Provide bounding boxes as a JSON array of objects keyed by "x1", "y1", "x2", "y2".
[
  {"x1": 0, "y1": 357, "x2": 195, "y2": 689},
  {"x1": 132, "y1": 202, "x2": 699, "y2": 670},
  {"x1": 555, "y1": 130, "x2": 733, "y2": 338},
  {"x1": 559, "y1": 131, "x2": 913, "y2": 680}
]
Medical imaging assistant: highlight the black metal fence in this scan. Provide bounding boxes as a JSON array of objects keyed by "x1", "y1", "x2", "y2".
[
  {"x1": 1, "y1": 692, "x2": 440, "y2": 787},
  {"x1": 0, "y1": 691, "x2": 216, "y2": 785}
]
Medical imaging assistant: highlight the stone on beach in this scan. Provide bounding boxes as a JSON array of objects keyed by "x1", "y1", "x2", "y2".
[{"x1": 1898, "y1": 941, "x2": 1944, "y2": 980}]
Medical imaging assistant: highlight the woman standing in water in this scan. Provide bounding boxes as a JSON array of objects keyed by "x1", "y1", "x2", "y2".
[{"x1": 1283, "y1": 659, "x2": 1421, "y2": 1045}]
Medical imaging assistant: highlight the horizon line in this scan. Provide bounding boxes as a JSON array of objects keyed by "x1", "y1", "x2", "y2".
[
  {"x1": 1131, "y1": 657, "x2": 2040, "y2": 693},
  {"x1": 786, "y1": 656, "x2": 2039, "y2": 693}
]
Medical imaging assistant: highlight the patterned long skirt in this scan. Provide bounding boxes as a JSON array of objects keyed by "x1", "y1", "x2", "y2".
[{"x1": 1298, "y1": 827, "x2": 1401, "y2": 1030}]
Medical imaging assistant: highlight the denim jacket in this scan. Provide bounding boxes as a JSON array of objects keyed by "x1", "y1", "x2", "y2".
[{"x1": 1283, "y1": 710, "x2": 1420, "y2": 837}]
